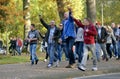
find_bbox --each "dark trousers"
[106,43,112,58]
[66,37,75,65]
[75,41,84,63]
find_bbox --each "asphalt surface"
[0,58,120,79]
[73,73,120,79]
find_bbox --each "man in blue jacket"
[62,8,76,68]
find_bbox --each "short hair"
[84,18,91,23]
[31,24,35,28]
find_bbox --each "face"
[59,24,63,30]
[111,23,115,28]
[50,21,55,27]
[64,12,69,19]
[83,19,89,26]
[30,25,34,30]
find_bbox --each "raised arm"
[68,8,74,22]
[39,15,49,29]
[73,18,84,28]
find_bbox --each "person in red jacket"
[73,18,98,71]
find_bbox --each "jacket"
[40,18,60,43]
[62,11,76,40]
[96,27,109,43]
[107,32,116,44]
[74,19,97,44]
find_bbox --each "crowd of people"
[26,8,120,71]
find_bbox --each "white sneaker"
[44,59,47,62]
[78,65,86,71]
[47,64,52,68]
[92,67,98,71]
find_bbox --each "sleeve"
[74,19,84,28]
[111,32,116,43]
[35,30,40,40]
[40,18,49,29]
[68,11,74,22]
[27,31,30,38]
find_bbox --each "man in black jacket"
[39,16,60,68]
[96,23,109,61]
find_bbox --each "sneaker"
[54,60,59,67]
[31,62,34,66]
[92,67,98,71]
[35,59,39,65]
[47,64,52,68]
[78,65,86,71]
[44,59,47,62]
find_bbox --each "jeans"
[16,46,21,55]
[99,43,108,59]
[47,43,56,65]
[112,43,118,57]
[106,43,112,58]
[66,37,75,65]
[30,44,38,64]
[57,44,62,61]
[61,42,69,60]
[75,41,84,63]
[117,41,120,58]
[95,43,102,61]
[81,44,97,67]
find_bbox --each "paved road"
[0,59,120,79]
[73,73,120,79]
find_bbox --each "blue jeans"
[66,37,75,65]
[57,44,62,61]
[75,41,84,63]
[61,42,69,60]
[117,41,120,58]
[30,44,38,64]
[16,46,21,55]
[112,43,118,57]
[47,43,56,65]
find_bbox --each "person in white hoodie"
[75,22,84,65]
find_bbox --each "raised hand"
[39,14,42,19]
[67,7,72,12]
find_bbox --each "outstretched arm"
[73,18,84,28]
[39,15,49,29]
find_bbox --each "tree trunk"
[56,0,65,22]
[86,0,96,24]
[23,0,31,39]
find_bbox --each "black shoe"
[35,60,39,65]
[30,56,32,60]
[106,58,109,61]
[31,62,34,66]
[116,57,120,60]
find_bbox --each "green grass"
[0,55,30,65]
[0,52,45,65]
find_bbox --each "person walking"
[39,16,60,68]
[105,26,116,59]
[75,22,84,64]
[62,8,76,68]
[16,37,23,55]
[96,24,109,61]
[73,17,98,71]
[27,24,40,65]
